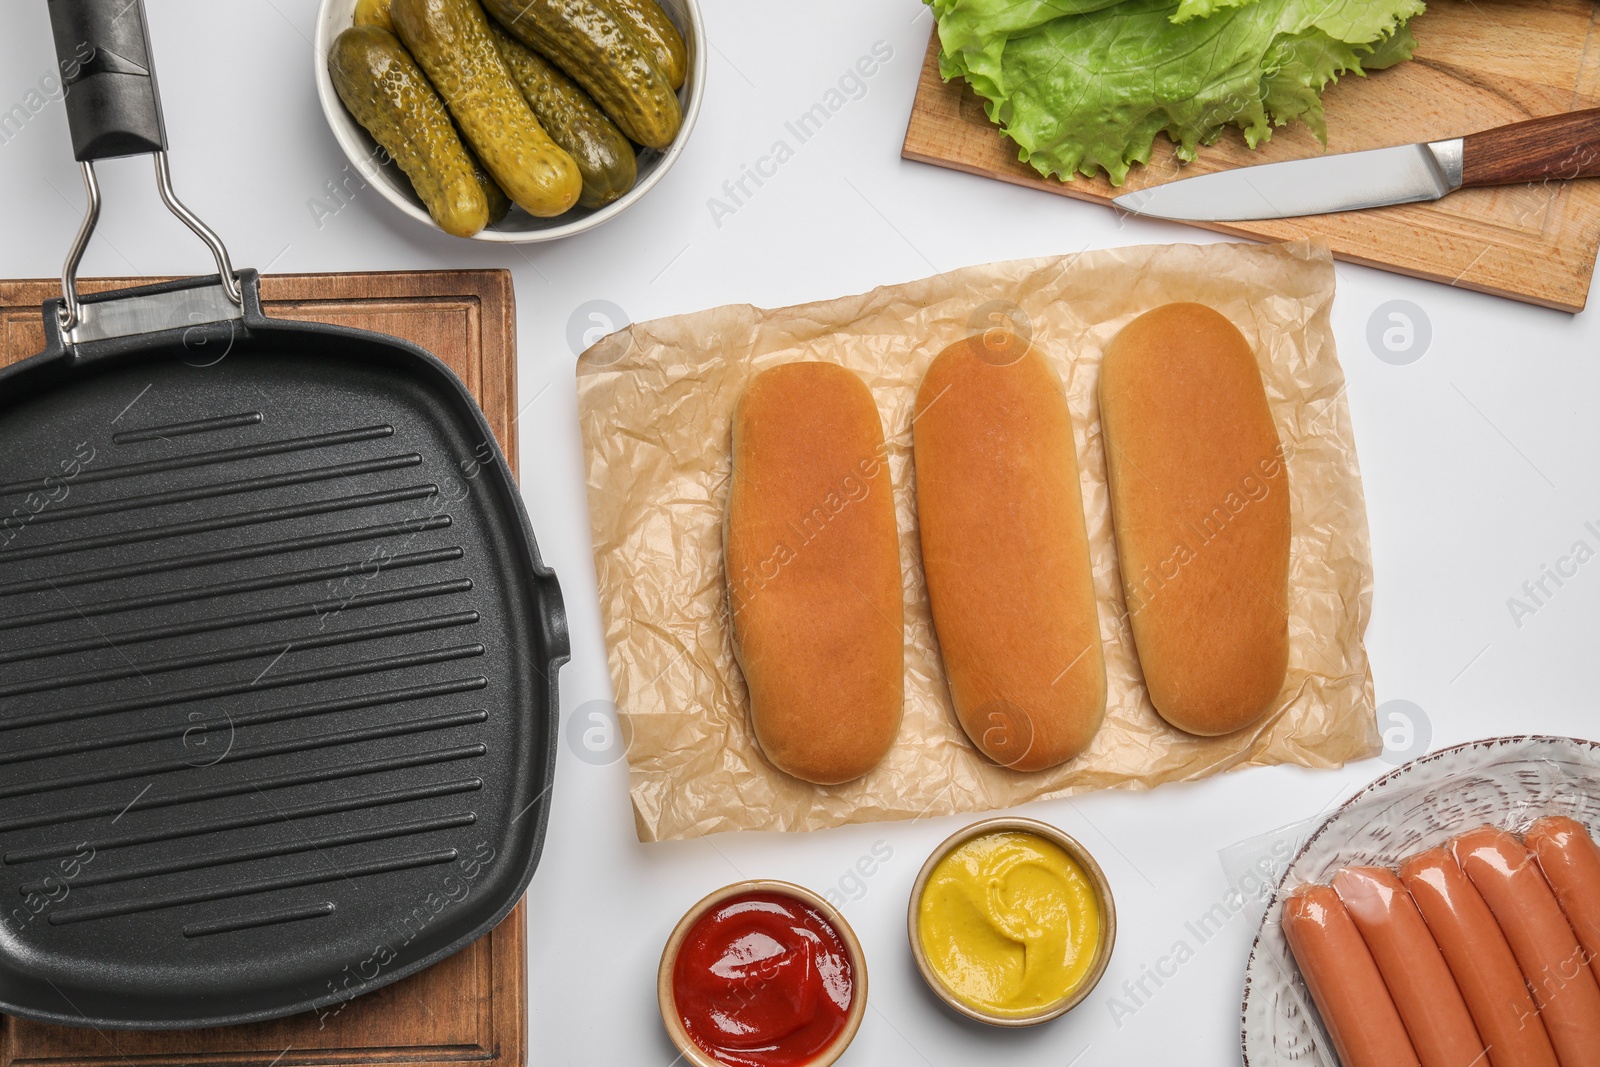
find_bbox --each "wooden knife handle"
[1460,108,1600,187]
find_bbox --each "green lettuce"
[930,0,1425,185]
[1170,0,1258,22]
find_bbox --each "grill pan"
[0,0,568,1029]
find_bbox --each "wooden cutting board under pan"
[0,269,527,1067]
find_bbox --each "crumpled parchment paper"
[576,240,1377,842]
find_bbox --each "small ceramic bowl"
[658,879,867,1067]
[312,0,705,242]
[908,816,1117,1027]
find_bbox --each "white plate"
[312,0,704,242]
[1240,735,1600,1066]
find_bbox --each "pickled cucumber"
[353,0,394,32]
[468,151,513,224]
[608,0,685,91]
[490,22,636,208]
[482,0,681,150]
[392,0,582,218]
[328,25,488,237]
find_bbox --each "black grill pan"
[0,0,568,1029]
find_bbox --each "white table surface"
[3,2,1598,1063]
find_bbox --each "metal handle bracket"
[48,0,242,337]
[58,152,243,336]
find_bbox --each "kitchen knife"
[1113,108,1600,221]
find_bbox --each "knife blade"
[1113,141,1462,221]
[1111,108,1600,222]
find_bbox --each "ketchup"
[671,892,855,1067]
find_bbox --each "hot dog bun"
[724,362,903,785]
[912,332,1106,771]
[1099,303,1289,736]
[1283,884,1421,1067]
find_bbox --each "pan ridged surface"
[0,335,558,1028]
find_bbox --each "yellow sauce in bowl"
[916,830,1101,1018]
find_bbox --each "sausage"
[1282,884,1421,1067]
[1333,866,1487,1067]
[1526,817,1600,989]
[1401,847,1560,1067]
[1454,826,1600,1067]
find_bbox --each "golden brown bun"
[725,362,903,785]
[1099,303,1289,736]
[913,333,1106,771]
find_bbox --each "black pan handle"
[47,0,166,161]
[43,0,240,336]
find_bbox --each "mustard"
[917,831,1100,1017]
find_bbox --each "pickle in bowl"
[482,0,682,150]
[327,24,490,237]
[490,21,637,209]
[392,0,583,218]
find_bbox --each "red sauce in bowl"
[671,891,855,1067]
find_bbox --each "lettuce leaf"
[1170,0,1258,23]
[928,0,1128,100]
[931,0,1425,185]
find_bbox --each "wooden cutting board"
[0,270,527,1067]
[903,1,1600,312]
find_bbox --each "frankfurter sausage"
[1454,826,1600,1067]
[1527,817,1600,990]
[1333,866,1486,1067]
[1282,884,1421,1067]
[1401,847,1559,1067]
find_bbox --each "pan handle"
[48,0,166,161]
[45,0,242,337]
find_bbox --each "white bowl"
[312,0,704,242]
